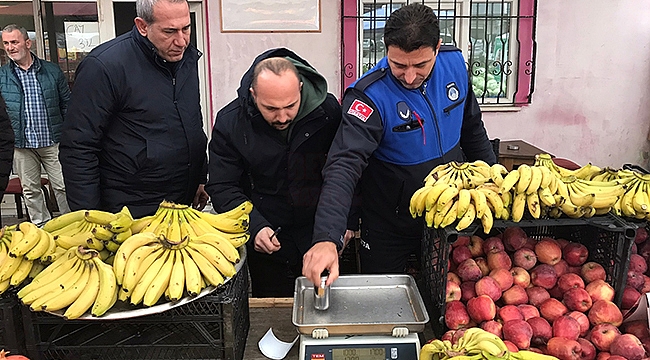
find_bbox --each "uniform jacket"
[60,26,207,218]
[313,46,496,248]
[0,54,70,148]
[0,96,14,191]
[206,48,343,256]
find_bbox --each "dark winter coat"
[0,96,14,192]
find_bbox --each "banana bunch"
[114,230,243,306]
[411,162,508,233]
[497,164,559,222]
[420,328,557,360]
[547,175,626,219]
[16,246,118,319]
[0,222,57,294]
[534,153,602,180]
[610,169,650,219]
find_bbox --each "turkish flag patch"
[347,99,373,122]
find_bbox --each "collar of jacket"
[130,25,201,71]
[10,52,41,73]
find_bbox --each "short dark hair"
[383,3,440,52]
[251,57,300,90]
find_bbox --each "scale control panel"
[300,334,420,360]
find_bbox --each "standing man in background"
[60,0,208,218]
[0,24,71,225]
[303,4,496,286]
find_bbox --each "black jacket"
[206,48,343,255]
[60,27,207,218]
[0,96,14,192]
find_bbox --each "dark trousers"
[247,248,303,297]
[358,226,421,274]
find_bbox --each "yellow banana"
[24,229,51,261]
[0,279,10,295]
[499,169,520,195]
[219,200,254,220]
[92,257,118,316]
[55,231,94,250]
[64,262,100,319]
[181,248,202,296]
[121,244,164,292]
[85,210,117,225]
[511,191,527,222]
[190,208,249,233]
[538,187,556,207]
[50,219,85,237]
[526,192,541,219]
[0,251,22,282]
[108,212,133,233]
[141,209,169,234]
[481,206,494,234]
[469,188,488,219]
[130,249,171,306]
[539,165,553,189]
[440,201,459,229]
[92,226,115,242]
[456,189,471,219]
[526,166,543,195]
[456,203,476,231]
[425,208,435,228]
[425,183,454,212]
[130,215,156,234]
[567,182,596,207]
[185,246,225,287]
[104,240,120,253]
[9,258,33,286]
[489,163,508,187]
[9,223,40,257]
[436,186,460,212]
[143,250,175,307]
[433,200,453,228]
[168,249,185,301]
[409,186,431,218]
[28,261,45,279]
[18,248,77,297]
[112,228,132,244]
[188,242,236,278]
[515,164,532,194]
[227,233,250,248]
[193,233,240,263]
[477,187,504,219]
[113,232,159,285]
[27,259,83,309]
[42,210,86,233]
[166,210,182,243]
[41,261,91,311]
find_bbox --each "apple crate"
[421,214,636,338]
[0,289,26,354]
[21,262,250,360]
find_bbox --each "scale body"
[299,333,420,360]
[293,275,429,360]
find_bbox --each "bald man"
[205,48,356,297]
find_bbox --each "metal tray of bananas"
[292,274,429,336]
[45,246,247,321]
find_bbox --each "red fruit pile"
[443,227,649,360]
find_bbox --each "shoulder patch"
[439,44,461,53]
[353,68,387,92]
[347,99,374,122]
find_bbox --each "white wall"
[482,0,650,168]
[205,1,340,125]
[205,0,650,168]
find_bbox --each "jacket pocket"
[443,96,466,114]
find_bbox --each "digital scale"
[292,275,429,360]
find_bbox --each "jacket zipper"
[420,83,444,157]
[443,96,466,114]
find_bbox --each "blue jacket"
[0,54,70,148]
[312,46,496,247]
[60,26,207,218]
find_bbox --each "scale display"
[332,347,385,360]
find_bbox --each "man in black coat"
[60,0,208,218]
[206,49,356,297]
[0,96,14,209]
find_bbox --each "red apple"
[556,238,570,249]
[590,323,622,351]
[638,241,650,259]
[487,250,512,271]
[448,272,461,285]
[527,286,551,307]
[446,280,462,302]
[631,242,637,254]
[502,285,529,305]
[621,286,642,310]
[511,267,531,288]
[536,238,563,265]
[489,268,514,291]
[629,254,647,274]
[468,235,485,257]
[452,246,473,265]
[577,338,597,360]
[452,328,466,344]
[531,264,558,289]
[588,300,623,327]
[503,319,533,349]
[553,259,569,276]
[504,340,520,353]
[553,315,581,341]
[475,257,490,276]
[503,227,528,252]
[499,305,524,323]
[642,275,650,294]
[563,242,589,266]
[475,276,502,301]
[481,320,503,337]
[621,320,650,341]
[582,262,606,283]
[540,298,568,323]
[483,237,505,254]
[457,258,483,282]
[460,281,477,302]
[585,280,615,303]
[627,271,645,292]
[518,304,540,320]
[523,237,538,251]
[558,273,586,293]
[596,352,611,360]
[563,288,593,312]
[610,334,646,360]
[452,236,470,248]
[567,266,583,276]
[567,311,590,337]
[514,248,538,270]
[441,330,456,342]
[547,337,582,360]
[634,227,648,244]
[528,316,552,346]
[467,295,497,323]
[548,285,564,300]
[445,301,470,330]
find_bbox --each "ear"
[299,81,303,91]
[25,38,32,50]
[249,87,256,99]
[134,17,149,37]
[435,38,442,53]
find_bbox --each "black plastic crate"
[22,261,250,360]
[421,214,636,338]
[0,289,26,354]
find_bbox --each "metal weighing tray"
[292,274,429,336]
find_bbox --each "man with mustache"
[0,24,71,225]
[206,49,356,297]
[60,0,208,218]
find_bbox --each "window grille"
[341,0,537,106]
